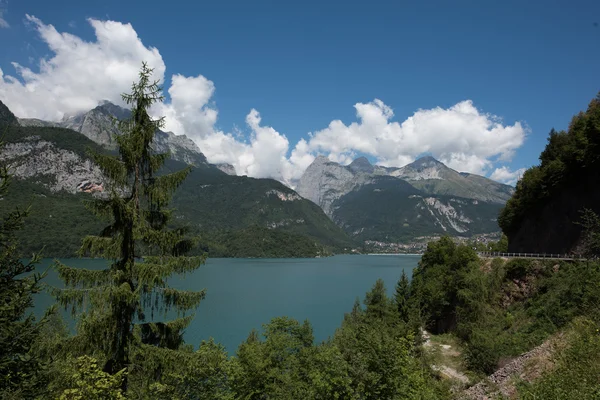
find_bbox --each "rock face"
[0,100,19,126]
[296,155,507,240]
[390,156,514,203]
[216,163,236,175]
[0,139,104,194]
[19,101,208,166]
[296,156,365,216]
[297,155,512,215]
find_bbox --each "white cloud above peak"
[304,99,526,176]
[490,166,526,186]
[0,15,528,186]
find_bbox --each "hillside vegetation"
[333,176,501,242]
[499,93,600,253]
[1,120,354,258]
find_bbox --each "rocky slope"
[297,155,509,241]
[0,139,104,194]
[332,176,501,241]
[390,156,514,204]
[19,101,208,167]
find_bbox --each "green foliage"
[52,64,205,388]
[406,236,600,375]
[395,271,410,322]
[518,318,600,399]
[129,340,233,400]
[499,94,600,237]
[231,317,317,399]
[58,356,126,400]
[3,179,104,257]
[2,140,353,258]
[230,287,446,400]
[409,237,478,333]
[332,178,502,242]
[333,280,445,400]
[197,225,331,258]
[0,139,52,398]
[576,208,600,258]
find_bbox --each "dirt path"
[421,329,471,385]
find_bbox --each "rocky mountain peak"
[0,100,18,127]
[312,155,332,165]
[348,156,374,174]
[408,155,445,171]
[94,101,131,120]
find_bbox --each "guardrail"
[477,252,580,261]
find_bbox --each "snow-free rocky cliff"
[297,155,512,239]
[0,138,104,194]
[19,101,209,167]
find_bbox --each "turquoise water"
[35,254,420,354]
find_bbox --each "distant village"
[362,232,502,254]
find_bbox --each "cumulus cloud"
[303,99,526,175]
[0,1,8,28]
[0,15,165,120]
[0,11,8,28]
[152,74,218,140]
[490,166,526,186]
[0,15,528,186]
[186,110,310,186]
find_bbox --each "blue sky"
[1,0,599,185]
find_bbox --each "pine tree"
[364,278,392,321]
[53,63,206,390]
[394,271,410,322]
[0,138,50,396]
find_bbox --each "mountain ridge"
[297,155,508,242]
[0,100,354,257]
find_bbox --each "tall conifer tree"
[394,271,410,322]
[54,63,206,388]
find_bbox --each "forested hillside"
[0,104,354,258]
[499,93,600,253]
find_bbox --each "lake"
[35,254,420,354]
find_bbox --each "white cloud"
[303,99,526,175]
[0,15,165,120]
[0,1,8,29]
[152,73,218,140]
[188,110,309,186]
[0,15,528,186]
[490,166,526,186]
[0,11,8,28]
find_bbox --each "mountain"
[0,100,18,126]
[332,177,501,242]
[1,100,354,257]
[18,101,208,166]
[297,155,507,242]
[389,156,514,204]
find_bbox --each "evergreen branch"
[133,257,204,288]
[145,166,192,207]
[55,261,112,288]
[153,287,206,314]
[79,235,123,259]
[88,151,127,186]
[149,153,169,174]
